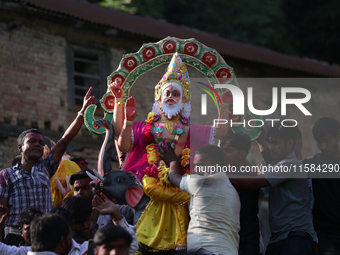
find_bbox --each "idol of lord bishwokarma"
[109,52,231,253]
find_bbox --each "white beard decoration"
[161,96,183,119]
[181,101,191,119]
[152,101,162,116]
[152,82,191,119]
[152,99,191,119]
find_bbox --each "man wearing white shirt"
[160,144,241,255]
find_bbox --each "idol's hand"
[109,82,123,99]
[222,89,233,104]
[125,97,137,121]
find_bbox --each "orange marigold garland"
[143,112,190,178]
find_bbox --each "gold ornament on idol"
[154,52,191,101]
[161,115,180,134]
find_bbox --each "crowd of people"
[0,52,339,255]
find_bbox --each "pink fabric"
[122,121,212,180]
[122,121,148,180]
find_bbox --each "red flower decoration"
[144,165,159,178]
[179,164,190,176]
[144,123,154,143]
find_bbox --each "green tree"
[284,0,340,64]
[99,0,339,64]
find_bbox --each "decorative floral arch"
[84,37,261,140]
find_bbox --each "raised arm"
[52,87,95,164]
[110,82,125,137]
[92,193,123,221]
[92,193,138,255]
[118,97,137,153]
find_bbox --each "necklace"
[143,112,190,177]
[160,115,181,134]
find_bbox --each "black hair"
[17,129,42,146]
[94,224,132,248]
[30,213,69,252]
[61,195,92,224]
[221,133,251,154]
[70,170,94,186]
[12,155,22,167]
[49,207,74,229]
[195,145,225,165]
[71,157,89,165]
[265,121,300,146]
[312,117,340,142]
[17,207,43,230]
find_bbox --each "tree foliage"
[98,0,340,64]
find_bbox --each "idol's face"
[162,85,181,106]
[159,84,185,119]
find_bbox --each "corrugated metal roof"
[19,0,340,77]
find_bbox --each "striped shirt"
[0,152,57,227]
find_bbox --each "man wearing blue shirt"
[0,87,95,246]
[229,122,317,255]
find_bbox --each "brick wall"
[0,9,138,169]
[0,22,68,131]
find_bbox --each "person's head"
[17,207,43,245]
[94,224,132,255]
[70,170,95,200]
[17,129,44,162]
[220,133,251,167]
[50,207,74,238]
[265,122,301,161]
[12,155,22,166]
[312,117,340,159]
[71,157,92,172]
[193,145,225,174]
[30,213,71,255]
[62,195,92,239]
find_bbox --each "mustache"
[164,98,178,103]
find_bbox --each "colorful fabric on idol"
[133,112,191,251]
[119,53,215,251]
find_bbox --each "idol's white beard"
[152,99,191,119]
[161,97,183,119]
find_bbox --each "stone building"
[1,0,340,171]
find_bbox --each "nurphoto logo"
[200,84,312,128]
